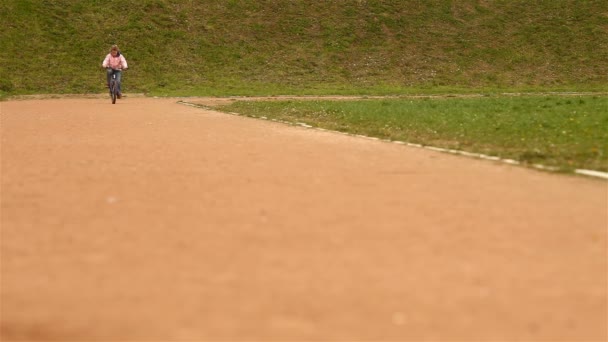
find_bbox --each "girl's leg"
[106,69,113,87]
[115,71,123,94]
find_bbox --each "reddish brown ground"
[1,97,606,341]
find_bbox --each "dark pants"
[106,69,123,94]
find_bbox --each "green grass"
[1,0,607,96]
[217,95,608,172]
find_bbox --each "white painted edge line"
[458,151,482,158]
[481,156,502,161]
[575,169,608,179]
[177,101,608,180]
[533,164,559,172]
[425,146,447,153]
[177,101,200,108]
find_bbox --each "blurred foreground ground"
[1,98,606,341]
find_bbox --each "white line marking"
[426,146,448,153]
[575,169,608,179]
[458,151,482,158]
[533,164,559,171]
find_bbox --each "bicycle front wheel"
[110,81,117,104]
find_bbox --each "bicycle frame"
[107,69,121,104]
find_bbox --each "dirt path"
[1,98,606,341]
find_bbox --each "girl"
[102,45,128,98]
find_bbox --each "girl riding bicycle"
[102,45,128,98]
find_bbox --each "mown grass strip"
[217,95,608,172]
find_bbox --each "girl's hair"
[110,45,119,52]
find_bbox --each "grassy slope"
[1,0,607,96]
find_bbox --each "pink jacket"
[102,53,128,70]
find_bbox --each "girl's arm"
[102,54,110,68]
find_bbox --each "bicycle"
[107,68,123,104]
